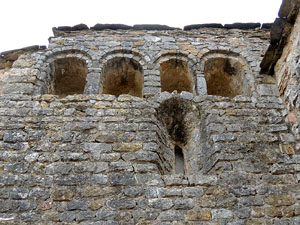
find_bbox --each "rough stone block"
[54,175,86,186]
[188,175,218,185]
[88,199,104,211]
[91,174,108,185]
[257,84,279,96]
[3,131,27,143]
[113,143,142,152]
[212,209,233,219]
[110,173,136,186]
[174,198,194,210]
[240,196,264,206]
[51,190,74,201]
[107,199,136,209]
[264,194,296,207]
[158,188,182,197]
[186,209,211,221]
[95,211,116,220]
[2,83,34,95]
[183,187,204,197]
[67,200,88,211]
[157,211,184,221]
[82,186,117,197]
[148,198,174,210]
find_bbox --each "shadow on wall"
[156,97,199,175]
[50,57,88,97]
[204,57,245,98]
[160,59,194,94]
[100,57,144,97]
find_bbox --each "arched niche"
[160,59,194,93]
[50,57,88,96]
[101,57,144,97]
[204,56,247,98]
[157,97,199,175]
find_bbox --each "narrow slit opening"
[175,145,185,174]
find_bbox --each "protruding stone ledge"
[224,23,261,30]
[184,24,223,30]
[261,23,273,29]
[133,24,180,30]
[260,0,300,75]
[52,22,273,38]
[91,24,133,31]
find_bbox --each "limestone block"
[257,84,279,96]
[264,194,296,207]
[51,190,74,201]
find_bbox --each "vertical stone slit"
[175,145,185,174]
[157,98,192,174]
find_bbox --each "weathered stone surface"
[91,174,108,185]
[107,199,136,209]
[224,23,261,30]
[184,24,223,30]
[174,198,194,210]
[113,143,143,152]
[91,24,132,31]
[88,199,104,210]
[133,24,179,30]
[51,190,74,201]
[212,209,233,219]
[67,200,88,210]
[186,210,211,221]
[82,186,117,197]
[110,173,136,186]
[0,2,300,224]
[148,198,174,210]
[264,194,296,207]
[271,18,287,45]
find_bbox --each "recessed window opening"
[175,145,185,174]
[157,98,190,175]
[50,57,88,96]
[204,57,244,98]
[101,57,143,97]
[160,59,193,93]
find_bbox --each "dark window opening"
[157,98,190,175]
[175,145,185,174]
[50,57,88,96]
[160,59,193,93]
[204,57,244,98]
[101,57,143,97]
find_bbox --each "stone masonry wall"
[0,91,299,224]
[274,12,300,144]
[0,28,276,98]
[0,19,300,224]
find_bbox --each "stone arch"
[156,96,199,175]
[35,49,93,95]
[200,50,252,98]
[100,48,148,69]
[153,52,198,94]
[99,49,146,97]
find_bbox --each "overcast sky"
[1,0,282,52]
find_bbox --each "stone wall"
[1,28,276,99]
[274,12,300,130]
[1,5,300,223]
[0,91,299,224]
[259,0,300,147]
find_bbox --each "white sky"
[0,0,282,52]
